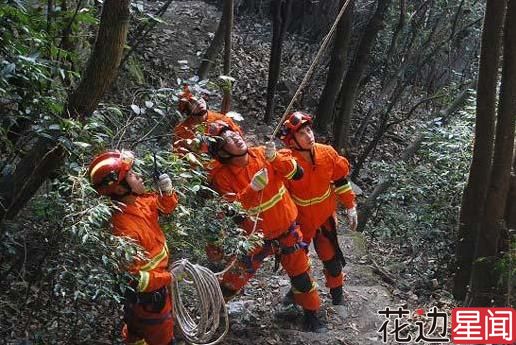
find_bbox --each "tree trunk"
[264,0,292,124]
[453,0,506,301]
[314,0,354,134]
[221,0,234,114]
[385,0,405,60]
[198,13,226,80]
[333,0,392,152]
[0,0,131,225]
[506,155,516,230]
[223,0,234,76]
[47,0,54,33]
[469,0,515,306]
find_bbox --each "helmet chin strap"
[192,109,208,117]
[220,148,248,160]
[117,180,134,198]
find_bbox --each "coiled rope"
[170,190,264,345]
[170,259,229,345]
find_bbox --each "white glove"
[265,141,277,161]
[158,173,174,194]
[250,168,268,191]
[346,207,358,231]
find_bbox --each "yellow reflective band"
[128,339,148,345]
[138,271,150,292]
[292,281,318,294]
[248,185,287,215]
[335,183,352,194]
[285,159,298,180]
[140,245,168,272]
[291,187,332,207]
[89,157,118,179]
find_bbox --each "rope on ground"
[271,0,353,138]
[170,259,229,345]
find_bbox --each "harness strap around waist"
[133,286,168,305]
[243,222,305,272]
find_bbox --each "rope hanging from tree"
[271,0,353,138]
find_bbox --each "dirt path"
[122,2,401,344]
[222,231,394,345]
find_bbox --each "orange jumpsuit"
[173,110,242,152]
[209,147,320,311]
[286,143,356,290]
[112,193,178,345]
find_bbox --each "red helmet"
[206,120,232,159]
[278,111,313,145]
[177,84,207,116]
[88,150,134,195]
[207,120,232,137]
[177,84,194,113]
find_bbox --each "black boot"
[282,289,294,306]
[220,285,238,302]
[330,286,345,305]
[275,289,300,319]
[303,310,327,333]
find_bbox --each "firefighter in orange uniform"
[173,84,242,153]
[88,150,178,345]
[206,120,326,333]
[278,112,357,306]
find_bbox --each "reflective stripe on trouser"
[313,216,344,289]
[127,339,148,345]
[220,224,321,311]
[123,288,174,345]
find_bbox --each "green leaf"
[73,141,91,149]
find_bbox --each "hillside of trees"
[0,0,514,344]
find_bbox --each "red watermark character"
[452,308,515,344]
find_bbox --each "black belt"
[126,286,168,305]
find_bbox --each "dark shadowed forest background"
[0,0,514,344]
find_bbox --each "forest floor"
[111,1,457,344]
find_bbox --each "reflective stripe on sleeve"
[285,159,298,180]
[137,271,150,292]
[291,187,332,207]
[335,183,352,194]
